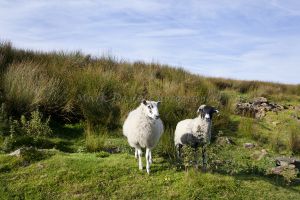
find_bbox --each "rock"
[272,121,280,126]
[278,161,289,167]
[37,163,45,169]
[270,165,298,176]
[270,157,300,182]
[253,97,268,105]
[275,157,300,170]
[8,147,46,161]
[235,97,285,119]
[289,164,296,170]
[9,149,21,157]
[252,149,268,160]
[271,165,285,175]
[255,109,266,119]
[216,136,234,146]
[244,143,255,149]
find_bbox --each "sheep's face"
[142,100,161,120]
[197,105,219,121]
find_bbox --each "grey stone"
[235,97,285,119]
[244,143,255,149]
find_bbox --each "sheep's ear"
[197,107,203,114]
[142,99,147,105]
[157,101,161,107]
[214,109,219,113]
[197,104,206,114]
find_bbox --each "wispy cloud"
[0,0,300,84]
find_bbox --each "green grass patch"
[0,150,299,199]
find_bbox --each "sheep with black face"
[123,99,164,174]
[174,105,219,171]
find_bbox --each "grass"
[0,147,299,200]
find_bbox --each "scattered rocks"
[270,157,300,178]
[8,147,49,163]
[276,157,300,169]
[244,143,255,149]
[235,97,285,119]
[8,147,42,157]
[215,136,235,146]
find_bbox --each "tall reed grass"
[1,41,300,154]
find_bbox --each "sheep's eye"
[148,105,151,109]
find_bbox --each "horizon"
[1,0,300,84]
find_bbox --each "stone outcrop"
[270,157,300,177]
[235,97,285,119]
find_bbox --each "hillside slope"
[0,42,300,199]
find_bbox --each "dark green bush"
[20,110,52,138]
[0,109,53,152]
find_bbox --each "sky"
[0,0,300,84]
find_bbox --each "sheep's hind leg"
[194,147,199,170]
[175,144,183,170]
[146,148,151,174]
[137,148,143,170]
[202,145,207,172]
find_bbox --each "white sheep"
[174,105,219,171]
[123,99,164,174]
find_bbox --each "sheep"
[123,99,164,174]
[174,105,219,171]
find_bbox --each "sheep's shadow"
[174,163,300,190]
[229,173,300,190]
[155,153,300,190]
[134,151,300,191]
[180,133,205,148]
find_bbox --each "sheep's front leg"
[137,148,143,170]
[176,144,183,159]
[202,145,207,172]
[149,149,152,164]
[135,148,138,159]
[146,148,151,174]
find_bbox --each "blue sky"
[1,0,300,84]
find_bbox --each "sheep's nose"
[204,114,210,119]
[155,115,160,119]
